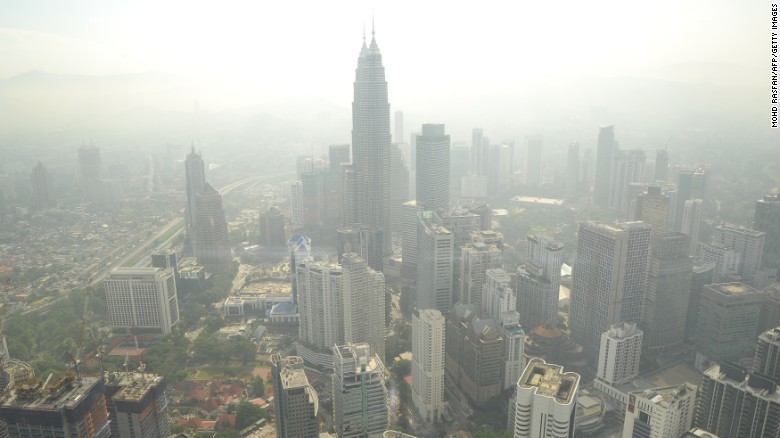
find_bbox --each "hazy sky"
[0,0,767,106]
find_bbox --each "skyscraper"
[332,343,388,437]
[608,149,646,215]
[390,143,410,234]
[565,142,580,201]
[596,322,643,386]
[672,167,708,232]
[640,232,692,350]
[400,200,421,283]
[695,283,763,363]
[706,224,766,285]
[654,149,669,182]
[594,125,617,208]
[290,181,304,226]
[104,372,171,438]
[337,223,384,272]
[193,183,233,274]
[259,206,287,247]
[104,267,180,336]
[694,362,780,438]
[681,199,704,255]
[341,252,386,360]
[411,308,445,424]
[30,161,52,209]
[471,128,486,174]
[517,234,563,330]
[271,354,320,438]
[417,211,454,314]
[753,326,780,380]
[635,185,670,232]
[184,146,206,244]
[416,124,450,212]
[482,268,516,322]
[458,239,502,308]
[347,29,392,254]
[623,384,697,438]
[685,260,715,340]
[570,221,652,359]
[512,358,580,438]
[754,193,780,269]
[525,135,543,187]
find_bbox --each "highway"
[22,171,293,316]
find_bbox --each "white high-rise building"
[622,384,697,438]
[513,358,580,438]
[459,240,502,309]
[597,322,643,386]
[483,269,516,322]
[525,135,543,187]
[333,343,388,438]
[500,310,525,390]
[104,267,180,335]
[411,309,445,424]
[608,149,646,214]
[342,252,386,360]
[417,211,454,314]
[517,235,563,330]
[709,224,766,286]
[290,181,304,226]
[400,200,422,283]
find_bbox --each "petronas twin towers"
[346,29,393,254]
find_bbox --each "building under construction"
[104,371,170,438]
[0,373,110,437]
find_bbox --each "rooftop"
[630,383,697,409]
[105,371,165,402]
[1,374,102,412]
[519,358,580,405]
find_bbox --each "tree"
[250,375,266,397]
[235,401,265,430]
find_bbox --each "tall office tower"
[444,203,491,246]
[184,146,206,242]
[641,232,693,350]
[104,372,170,438]
[497,143,514,192]
[394,111,404,143]
[753,326,780,379]
[332,343,388,438]
[709,224,766,285]
[296,259,345,363]
[415,124,450,212]
[460,172,488,198]
[301,171,324,228]
[450,144,471,195]
[330,144,351,168]
[700,244,741,283]
[760,283,780,334]
[672,167,709,232]
[487,144,502,194]
[596,322,643,385]
[30,161,52,209]
[694,362,780,438]
[409,131,419,196]
[259,206,287,247]
[104,267,180,335]
[525,135,543,187]
[417,211,454,314]
[570,221,652,359]
[471,128,485,174]
[594,125,617,207]
[622,384,697,438]
[565,142,580,201]
[271,355,320,438]
[517,234,563,330]
[654,149,669,182]
[482,269,516,321]
[513,358,580,438]
[337,223,384,272]
[754,194,780,269]
[348,30,392,255]
[78,143,103,201]
[340,164,358,225]
[608,149,646,214]
[411,308,445,424]
[288,234,311,305]
[400,200,421,283]
[341,252,386,359]
[685,260,715,340]
[681,199,704,255]
[290,181,304,226]
[390,143,410,234]
[151,249,178,278]
[445,303,504,407]
[458,239,502,308]
[500,310,526,390]
[193,183,232,274]
[0,375,110,437]
[635,186,670,232]
[695,283,763,363]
